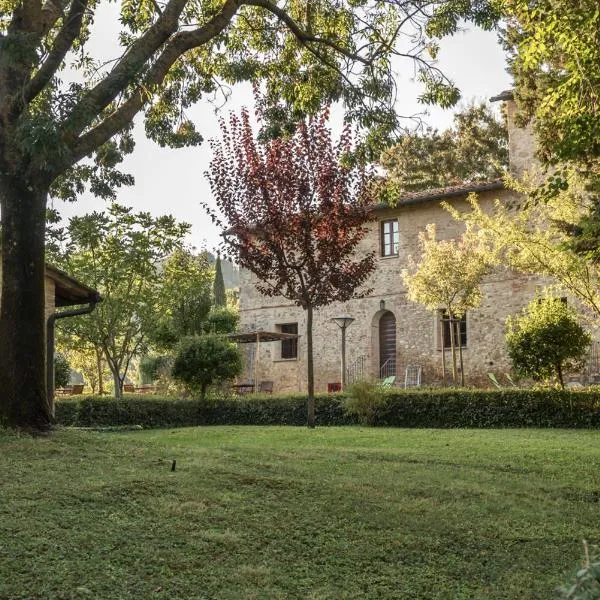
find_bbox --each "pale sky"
[52,22,512,252]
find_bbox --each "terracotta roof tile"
[373,179,505,211]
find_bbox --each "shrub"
[558,543,600,599]
[204,306,239,334]
[506,297,591,388]
[54,388,600,430]
[171,334,242,399]
[344,380,387,425]
[54,353,71,388]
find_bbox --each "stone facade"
[237,98,567,392]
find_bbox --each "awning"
[227,330,298,343]
[227,330,299,392]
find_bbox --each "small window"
[381,219,399,257]
[278,323,298,359]
[439,310,467,349]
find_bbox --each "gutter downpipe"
[46,294,102,416]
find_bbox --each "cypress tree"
[213,256,227,307]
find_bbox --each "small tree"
[56,204,189,398]
[208,106,377,427]
[402,223,492,385]
[53,354,71,389]
[506,296,591,388]
[171,335,242,400]
[213,256,227,307]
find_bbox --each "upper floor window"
[278,323,298,359]
[381,219,399,257]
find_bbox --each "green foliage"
[54,353,71,389]
[139,355,172,383]
[204,306,239,334]
[506,297,592,388]
[213,255,227,307]
[558,544,600,599]
[171,335,242,399]
[55,204,189,397]
[380,102,508,195]
[502,0,600,168]
[149,248,214,350]
[54,389,600,430]
[344,380,386,425]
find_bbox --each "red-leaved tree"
[207,106,376,427]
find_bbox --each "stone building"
[236,92,573,392]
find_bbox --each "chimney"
[491,90,538,178]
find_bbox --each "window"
[381,219,399,257]
[439,310,467,349]
[278,323,298,359]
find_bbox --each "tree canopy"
[402,222,493,384]
[380,102,508,195]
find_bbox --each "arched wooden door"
[379,311,396,377]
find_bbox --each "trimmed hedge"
[54,389,600,429]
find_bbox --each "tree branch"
[22,0,89,105]
[69,0,243,164]
[63,0,194,139]
[244,0,369,65]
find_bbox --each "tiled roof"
[373,179,505,211]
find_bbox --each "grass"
[1,427,599,599]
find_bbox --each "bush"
[54,388,600,430]
[204,306,239,334]
[558,543,600,599]
[172,334,243,399]
[344,380,387,425]
[506,297,592,388]
[54,353,71,388]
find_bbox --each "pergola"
[227,330,299,392]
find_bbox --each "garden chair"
[404,365,422,389]
[380,376,396,388]
[70,384,84,395]
[327,382,342,393]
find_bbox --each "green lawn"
[1,427,599,599]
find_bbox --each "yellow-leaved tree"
[444,176,600,322]
[402,223,493,385]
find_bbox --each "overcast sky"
[52,23,512,252]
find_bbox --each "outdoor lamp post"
[331,315,355,390]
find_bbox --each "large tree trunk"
[0,177,52,430]
[306,304,315,428]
